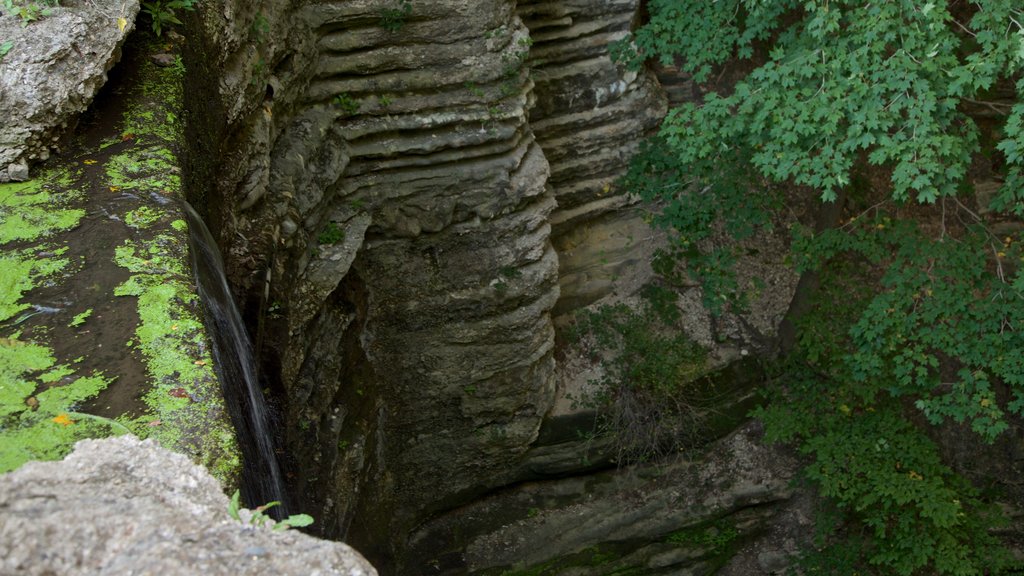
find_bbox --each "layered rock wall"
[519,0,666,315]
[185,0,560,567]
[182,0,710,571]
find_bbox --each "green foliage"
[617,1,1024,206]
[2,0,57,26]
[140,0,196,37]
[750,214,1023,574]
[228,490,314,531]
[379,0,411,32]
[332,93,361,116]
[317,221,344,245]
[620,2,1024,573]
[623,135,779,313]
[571,289,708,463]
[756,363,1012,575]
[0,41,13,61]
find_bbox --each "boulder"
[0,0,140,180]
[0,436,377,576]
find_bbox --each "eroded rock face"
[519,0,667,316]
[0,436,376,576]
[184,0,558,566]
[405,422,801,575]
[183,0,796,571]
[0,0,140,181]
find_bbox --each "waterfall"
[183,202,288,515]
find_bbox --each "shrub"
[571,288,708,463]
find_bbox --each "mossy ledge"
[0,32,241,486]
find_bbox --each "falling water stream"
[183,202,288,515]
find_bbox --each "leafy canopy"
[615,1,1024,574]
[616,0,1024,207]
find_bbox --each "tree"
[615,2,1024,573]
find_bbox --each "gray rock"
[519,0,668,313]
[405,422,798,574]
[151,52,177,67]
[0,0,140,174]
[0,435,377,576]
[7,159,28,181]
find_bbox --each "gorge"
[4,1,1024,575]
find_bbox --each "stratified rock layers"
[185,0,671,570]
[519,0,666,315]
[186,0,559,566]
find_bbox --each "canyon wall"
[182,0,797,572]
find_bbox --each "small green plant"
[227,490,314,531]
[379,0,411,32]
[250,57,266,86]
[332,93,360,116]
[666,522,738,557]
[377,94,392,108]
[0,41,13,61]
[317,221,344,245]
[250,11,270,42]
[2,0,56,25]
[140,0,196,37]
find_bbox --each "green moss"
[124,206,163,229]
[68,308,92,328]
[112,234,241,486]
[0,165,120,473]
[106,146,179,193]
[0,177,84,243]
[122,45,184,144]
[0,33,241,485]
[0,255,67,322]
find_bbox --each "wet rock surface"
[0,0,141,180]
[0,435,377,576]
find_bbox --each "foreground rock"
[0,0,140,181]
[0,436,376,576]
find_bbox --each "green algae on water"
[0,177,85,243]
[0,169,119,474]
